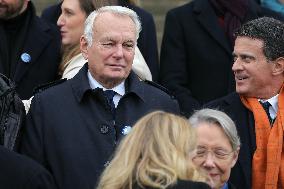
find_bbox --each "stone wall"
[33,0,189,52]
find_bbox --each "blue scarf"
[222,182,229,189]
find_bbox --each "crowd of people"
[0,0,284,188]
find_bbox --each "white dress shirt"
[259,94,278,120]
[87,70,125,108]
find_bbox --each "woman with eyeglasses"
[189,109,240,189]
[97,111,211,189]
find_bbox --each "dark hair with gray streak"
[235,17,284,61]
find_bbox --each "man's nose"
[232,58,242,72]
[113,45,123,58]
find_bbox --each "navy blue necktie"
[104,90,116,118]
[260,101,273,125]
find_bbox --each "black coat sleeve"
[0,145,57,189]
[23,166,58,189]
[20,94,46,166]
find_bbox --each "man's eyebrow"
[124,39,135,43]
[101,37,113,41]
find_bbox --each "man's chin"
[236,87,248,96]
[102,73,126,82]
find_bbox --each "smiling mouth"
[235,76,248,81]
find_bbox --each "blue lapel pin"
[121,126,132,135]
[21,53,31,63]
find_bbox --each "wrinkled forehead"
[93,12,136,34]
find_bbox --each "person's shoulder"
[171,180,211,189]
[34,16,59,32]
[0,146,57,189]
[142,80,176,99]
[205,92,241,111]
[29,3,57,31]
[41,2,62,23]
[0,146,52,180]
[167,1,194,15]
[33,79,68,97]
[164,1,196,23]
[42,3,61,14]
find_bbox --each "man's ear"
[272,57,284,75]
[80,36,89,60]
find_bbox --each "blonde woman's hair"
[58,44,81,76]
[97,111,206,189]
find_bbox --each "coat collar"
[70,64,146,103]
[193,0,232,55]
[13,1,56,83]
[221,92,255,189]
[192,0,262,56]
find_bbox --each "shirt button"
[100,125,109,134]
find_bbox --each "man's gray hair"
[189,108,241,151]
[83,6,141,47]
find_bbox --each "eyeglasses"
[193,148,235,163]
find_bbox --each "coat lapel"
[193,0,232,55]
[224,93,255,188]
[13,17,53,83]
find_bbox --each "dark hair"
[235,17,284,61]
[78,0,95,16]
[78,0,120,16]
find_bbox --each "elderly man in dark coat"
[20,6,179,189]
